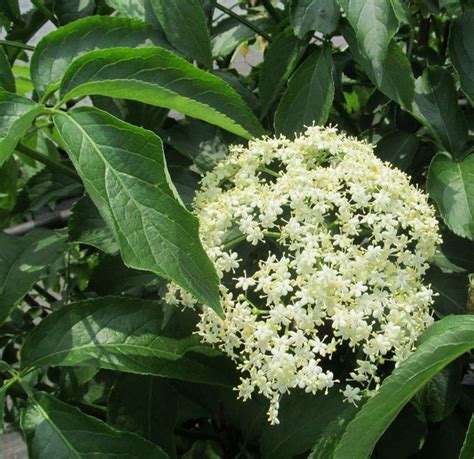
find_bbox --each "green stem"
[16,143,81,182]
[222,230,281,250]
[261,0,281,22]
[213,2,272,42]
[257,166,280,178]
[33,284,60,304]
[0,39,35,52]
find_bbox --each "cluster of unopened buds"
[166,125,441,424]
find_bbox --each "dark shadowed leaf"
[449,10,474,105]
[0,47,15,92]
[0,157,17,211]
[0,229,66,324]
[31,15,170,98]
[427,153,474,240]
[149,0,212,68]
[54,107,222,315]
[21,297,237,386]
[53,0,96,25]
[68,196,118,254]
[59,47,264,139]
[335,315,474,459]
[413,67,468,156]
[21,392,168,458]
[274,45,334,136]
[376,131,418,170]
[259,28,308,116]
[290,0,340,37]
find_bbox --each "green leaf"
[108,374,178,456]
[426,267,468,317]
[274,45,334,137]
[259,28,308,116]
[290,0,340,37]
[0,157,17,211]
[259,390,347,459]
[68,196,118,254]
[0,229,66,324]
[21,392,168,458]
[0,47,15,92]
[54,106,222,315]
[31,16,170,98]
[21,297,237,387]
[149,0,212,68]
[449,10,474,105]
[59,47,264,139]
[341,23,414,109]
[427,153,474,240]
[460,415,474,459]
[0,91,44,167]
[337,0,399,84]
[413,67,468,156]
[334,315,474,459]
[375,131,418,171]
[438,228,474,272]
[53,0,95,25]
[389,0,411,24]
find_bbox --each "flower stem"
[261,0,281,23]
[0,39,35,52]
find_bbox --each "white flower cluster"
[166,126,441,424]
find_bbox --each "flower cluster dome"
[166,125,441,424]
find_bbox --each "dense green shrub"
[0,1,473,457]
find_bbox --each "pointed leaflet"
[149,0,212,68]
[259,28,308,116]
[274,45,334,137]
[21,392,168,458]
[54,107,222,315]
[449,10,474,105]
[0,47,15,92]
[0,91,44,167]
[58,47,264,139]
[0,229,66,324]
[31,15,170,98]
[290,0,340,37]
[427,153,474,240]
[337,0,399,84]
[334,315,474,459]
[341,22,414,110]
[413,67,468,156]
[21,297,236,387]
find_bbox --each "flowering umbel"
[166,126,441,424]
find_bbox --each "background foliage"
[0,0,473,457]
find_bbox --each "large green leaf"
[149,0,212,68]
[290,0,340,37]
[334,315,474,459]
[427,153,474,240]
[52,0,95,25]
[0,91,44,167]
[54,107,221,315]
[21,297,236,387]
[259,28,308,116]
[274,45,334,136]
[59,47,264,139]
[0,47,15,92]
[449,10,474,105]
[413,67,468,156]
[108,374,178,457]
[460,415,474,459]
[21,392,168,458]
[31,15,169,98]
[68,196,118,254]
[0,229,66,324]
[337,0,399,84]
[341,23,414,109]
